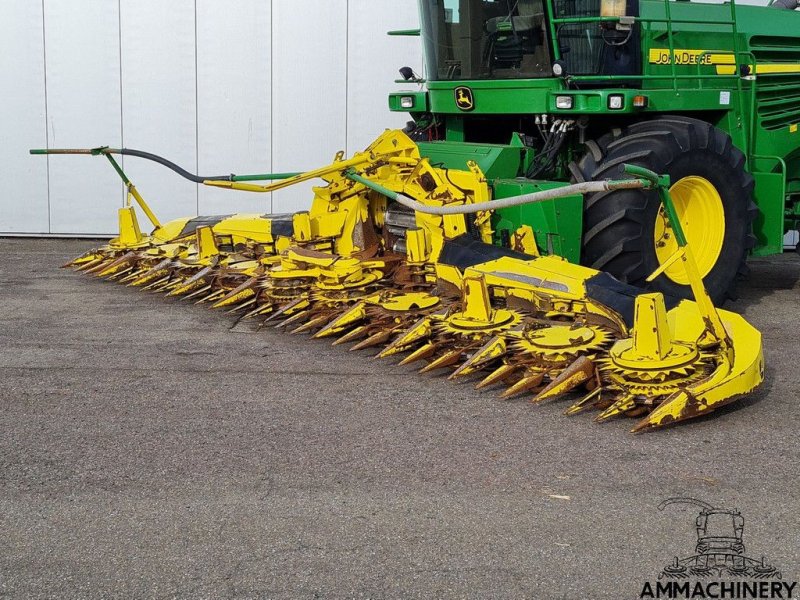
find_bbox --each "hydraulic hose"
[111,148,231,183]
[32,148,653,215]
[345,170,651,216]
[29,147,301,184]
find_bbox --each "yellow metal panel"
[117,207,143,247]
[630,293,672,361]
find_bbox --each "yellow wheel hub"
[654,176,725,285]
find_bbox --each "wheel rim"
[654,176,726,286]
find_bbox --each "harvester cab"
[416,0,637,82]
[33,0,775,431]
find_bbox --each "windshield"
[553,0,604,75]
[420,0,553,80]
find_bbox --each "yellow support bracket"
[645,247,684,283]
[126,184,162,230]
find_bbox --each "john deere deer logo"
[455,86,475,111]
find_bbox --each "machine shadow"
[729,252,800,313]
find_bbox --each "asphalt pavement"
[1,238,798,599]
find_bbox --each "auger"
[32,129,763,431]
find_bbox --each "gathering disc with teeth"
[597,349,715,399]
[510,323,615,363]
[313,292,444,347]
[435,307,523,337]
[380,298,526,372]
[261,276,315,303]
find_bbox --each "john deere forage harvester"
[35,0,788,430]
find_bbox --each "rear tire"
[574,116,757,304]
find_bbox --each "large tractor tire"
[573,116,757,304]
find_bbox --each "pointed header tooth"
[243,303,273,320]
[313,325,340,339]
[183,284,212,301]
[226,297,257,314]
[263,297,308,324]
[450,336,507,381]
[500,372,544,399]
[333,325,369,346]
[595,394,637,422]
[211,277,258,309]
[86,253,131,274]
[106,267,134,281]
[143,276,171,291]
[118,269,143,284]
[399,342,439,366]
[76,257,104,269]
[631,390,692,432]
[167,280,196,297]
[63,252,99,269]
[533,356,595,403]
[173,266,213,292]
[129,267,170,287]
[350,330,391,352]
[85,261,115,275]
[212,288,256,309]
[378,317,431,357]
[73,258,103,271]
[278,309,311,329]
[378,342,410,358]
[447,368,471,382]
[315,302,367,339]
[377,342,406,359]
[565,387,602,416]
[292,314,330,334]
[195,289,225,304]
[476,363,517,390]
[419,349,461,374]
[97,264,125,278]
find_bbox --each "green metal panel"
[751,171,786,256]
[425,79,559,115]
[491,180,583,263]
[388,91,429,113]
[417,140,528,179]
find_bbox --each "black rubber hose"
[115,148,233,183]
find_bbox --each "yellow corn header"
[34,129,763,431]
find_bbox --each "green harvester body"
[389,0,800,262]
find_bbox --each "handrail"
[550,17,739,33]
[567,73,739,81]
[551,0,743,89]
[551,16,737,25]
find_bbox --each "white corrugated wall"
[0,0,422,236]
[4,0,792,247]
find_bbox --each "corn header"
[33,129,763,431]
